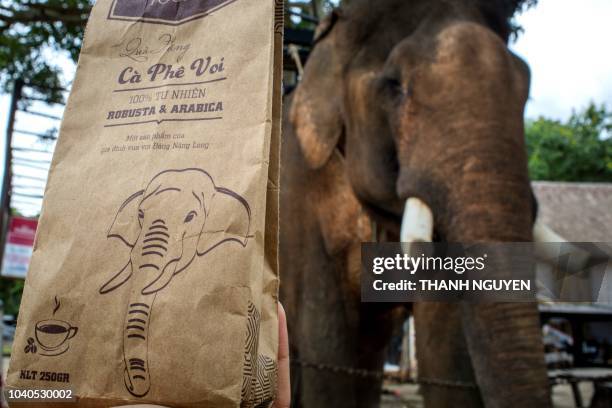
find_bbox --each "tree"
[295,0,337,19]
[525,103,612,182]
[0,0,569,320]
[0,1,329,100]
[0,278,24,316]
[0,0,537,102]
[0,0,91,102]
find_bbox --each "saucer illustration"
[25,297,78,358]
[34,319,78,357]
[39,342,70,356]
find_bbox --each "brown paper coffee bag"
[7,0,283,406]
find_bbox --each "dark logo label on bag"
[108,0,237,26]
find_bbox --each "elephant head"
[291,1,549,407]
[99,168,251,397]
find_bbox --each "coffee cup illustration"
[34,319,78,356]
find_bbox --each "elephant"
[280,93,406,407]
[99,168,251,397]
[285,0,551,407]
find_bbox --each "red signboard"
[7,217,37,246]
[1,216,38,278]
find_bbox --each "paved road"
[0,357,597,407]
[381,382,595,408]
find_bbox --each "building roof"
[532,181,612,242]
[539,303,612,315]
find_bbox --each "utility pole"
[310,0,319,19]
[0,79,24,268]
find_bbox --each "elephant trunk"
[460,301,548,407]
[445,173,550,408]
[122,221,176,398]
[417,141,550,406]
[123,292,156,397]
[397,122,550,406]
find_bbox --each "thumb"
[272,302,290,408]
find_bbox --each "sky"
[510,0,612,119]
[0,0,611,216]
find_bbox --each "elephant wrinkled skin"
[283,1,550,407]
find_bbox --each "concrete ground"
[381,382,595,408]
[1,356,596,407]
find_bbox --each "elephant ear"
[315,151,372,255]
[313,7,341,44]
[290,9,344,169]
[107,189,144,248]
[196,187,251,256]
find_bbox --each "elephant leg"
[461,302,551,407]
[295,262,392,408]
[123,292,156,397]
[297,302,388,408]
[414,303,483,407]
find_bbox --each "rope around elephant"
[291,359,478,388]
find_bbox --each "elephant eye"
[184,210,197,223]
[383,76,402,96]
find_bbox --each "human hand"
[272,302,290,408]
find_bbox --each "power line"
[10,202,42,211]
[11,191,43,200]
[10,200,43,210]
[12,160,50,172]
[13,185,45,191]
[11,195,42,203]
[13,174,47,183]
[288,9,319,24]
[23,82,68,93]
[12,146,53,155]
[11,156,51,165]
[13,129,57,139]
[23,96,66,106]
[18,109,62,121]
[11,200,42,206]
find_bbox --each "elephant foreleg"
[123,292,156,397]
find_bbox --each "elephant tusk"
[533,219,566,243]
[99,260,133,294]
[533,219,590,274]
[400,198,434,243]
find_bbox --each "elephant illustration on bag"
[99,168,252,397]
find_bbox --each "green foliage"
[0,213,36,317]
[0,0,92,103]
[0,0,535,100]
[507,0,539,40]
[0,278,24,316]
[285,0,336,29]
[526,103,612,182]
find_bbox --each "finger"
[272,302,290,408]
